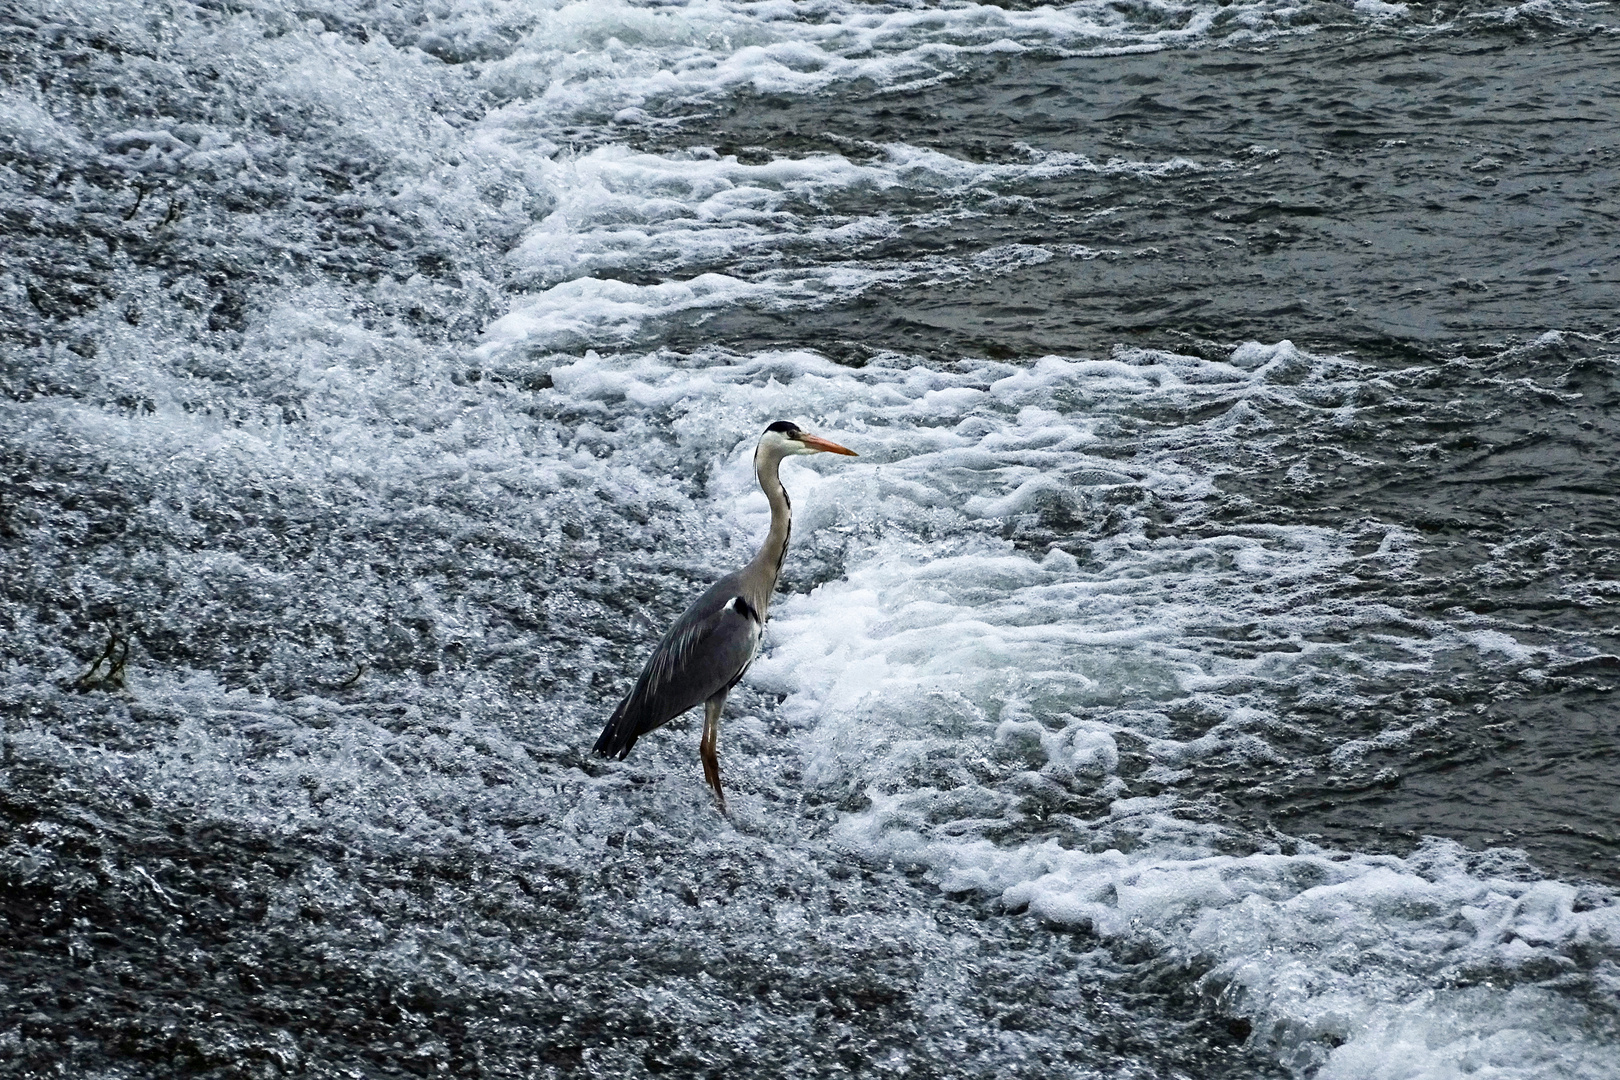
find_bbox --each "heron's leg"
[700,692,728,814]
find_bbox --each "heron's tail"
[593,696,640,760]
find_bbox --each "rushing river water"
[3,1,1619,1076]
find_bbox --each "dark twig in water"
[68,624,133,693]
[154,198,183,232]
[122,183,147,221]
[314,663,367,691]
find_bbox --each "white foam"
[500,145,896,287]
[476,0,1355,130]
[0,88,90,156]
[1464,629,1540,663]
[480,272,768,354]
[850,830,1620,1078]
[1354,0,1410,19]
[1462,0,1594,27]
[478,141,1221,355]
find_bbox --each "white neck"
[745,447,793,616]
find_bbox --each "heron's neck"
[747,451,792,608]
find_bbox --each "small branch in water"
[68,624,133,693]
[153,197,183,232]
[122,183,147,221]
[313,663,366,692]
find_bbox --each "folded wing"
[593,587,763,760]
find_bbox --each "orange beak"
[800,432,858,456]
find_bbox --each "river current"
[2,1,1619,1077]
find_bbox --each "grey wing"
[593,590,763,759]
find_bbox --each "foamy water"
[4,0,1618,1076]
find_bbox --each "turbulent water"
[3,0,1620,1076]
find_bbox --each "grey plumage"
[592,573,762,760]
[593,422,857,811]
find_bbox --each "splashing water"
[4,1,1619,1077]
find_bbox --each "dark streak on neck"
[770,486,791,594]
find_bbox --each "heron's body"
[593,422,856,811]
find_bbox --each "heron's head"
[758,420,858,458]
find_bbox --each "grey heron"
[593,421,858,811]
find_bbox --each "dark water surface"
[655,20,1620,360]
[4,1,1619,1077]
